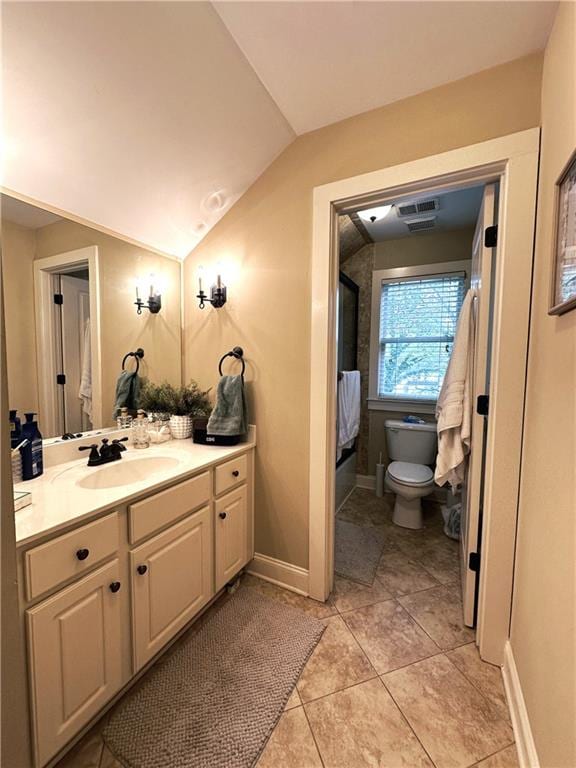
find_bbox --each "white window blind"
[378,273,466,400]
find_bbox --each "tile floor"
[56,489,518,768]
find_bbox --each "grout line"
[301,701,326,768]
[379,675,439,767]
[443,652,513,726]
[301,673,380,707]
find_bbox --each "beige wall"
[35,220,182,426]
[373,227,475,270]
[183,53,543,569]
[510,6,576,767]
[1,222,39,415]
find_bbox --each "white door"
[60,274,91,434]
[27,560,123,767]
[215,485,248,591]
[130,508,213,671]
[461,183,497,627]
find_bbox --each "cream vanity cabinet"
[21,447,254,768]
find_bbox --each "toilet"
[384,419,438,530]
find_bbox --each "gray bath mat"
[335,519,386,585]
[103,586,325,768]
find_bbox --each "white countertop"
[14,437,255,548]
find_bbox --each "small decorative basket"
[169,414,193,439]
[147,413,172,444]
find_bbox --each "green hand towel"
[113,371,141,419]
[206,375,247,436]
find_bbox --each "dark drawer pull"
[219,512,227,520]
[76,548,90,561]
[137,564,148,575]
[109,581,121,593]
[232,470,240,477]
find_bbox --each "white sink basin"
[77,456,181,490]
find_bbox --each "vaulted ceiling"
[1,1,557,259]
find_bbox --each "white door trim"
[309,128,540,665]
[34,247,102,436]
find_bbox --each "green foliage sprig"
[138,380,212,417]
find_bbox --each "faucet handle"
[112,437,129,452]
[78,444,100,462]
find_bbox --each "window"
[376,272,466,401]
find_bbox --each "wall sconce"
[196,266,227,310]
[135,276,162,315]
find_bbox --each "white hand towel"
[338,371,361,454]
[434,289,476,489]
[78,319,92,418]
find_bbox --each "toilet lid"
[387,461,433,485]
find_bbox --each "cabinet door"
[27,560,123,767]
[131,507,213,671]
[215,485,248,592]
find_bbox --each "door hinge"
[53,293,63,305]
[484,225,498,248]
[476,394,489,416]
[469,552,481,572]
[56,373,66,385]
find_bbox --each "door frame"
[34,247,102,436]
[308,128,540,665]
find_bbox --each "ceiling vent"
[405,216,437,233]
[397,198,439,217]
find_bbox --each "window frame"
[368,259,471,412]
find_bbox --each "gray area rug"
[335,519,386,585]
[103,587,325,768]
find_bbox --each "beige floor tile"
[256,707,322,768]
[284,687,302,710]
[413,540,461,584]
[242,574,337,619]
[474,744,519,768]
[337,489,394,528]
[376,550,440,597]
[297,615,376,702]
[99,745,123,768]
[342,599,439,673]
[332,574,393,612]
[305,677,433,767]
[447,643,511,723]
[383,654,514,768]
[55,724,104,768]
[398,583,475,650]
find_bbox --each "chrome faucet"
[78,437,129,467]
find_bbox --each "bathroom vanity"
[14,436,255,767]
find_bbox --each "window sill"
[367,397,437,414]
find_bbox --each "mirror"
[1,194,182,441]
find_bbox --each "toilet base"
[392,495,424,530]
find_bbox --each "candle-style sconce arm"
[134,294,162,315]
[197,285,227,310]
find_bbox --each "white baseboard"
[356,474,376,490]
[502,641,540,768]
[247,553,309,596]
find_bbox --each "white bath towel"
[78,319,92,418]
[434,289,476,489]
[337,371,361,461]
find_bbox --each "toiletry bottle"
[10,411,23,482]
[9,409,21,443]
[117,406,133,430]
[131,409,150,449]
[21,413,44,480]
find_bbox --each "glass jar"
[131,410,150,449]
[117,407,133,430]
[146,412,172,444]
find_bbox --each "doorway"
[308,129,540,665]
[34,246,102,438]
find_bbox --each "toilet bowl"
[385,461,435,529]
[383,419,438,530]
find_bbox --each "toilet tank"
[384,419,437,464]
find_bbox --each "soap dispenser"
[21,413,44,480]
[131,409,150,449]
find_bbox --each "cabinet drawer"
[25,513,119,601]
[215,454,248,497]
[129,471,211,544]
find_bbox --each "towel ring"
[122,348,144,373]
[218,346,245,378]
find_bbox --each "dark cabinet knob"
[109,581,121,593]
[232,470,240,477]
[137,564,148,575]
[76,548,90,561]
[219,512,227,519]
